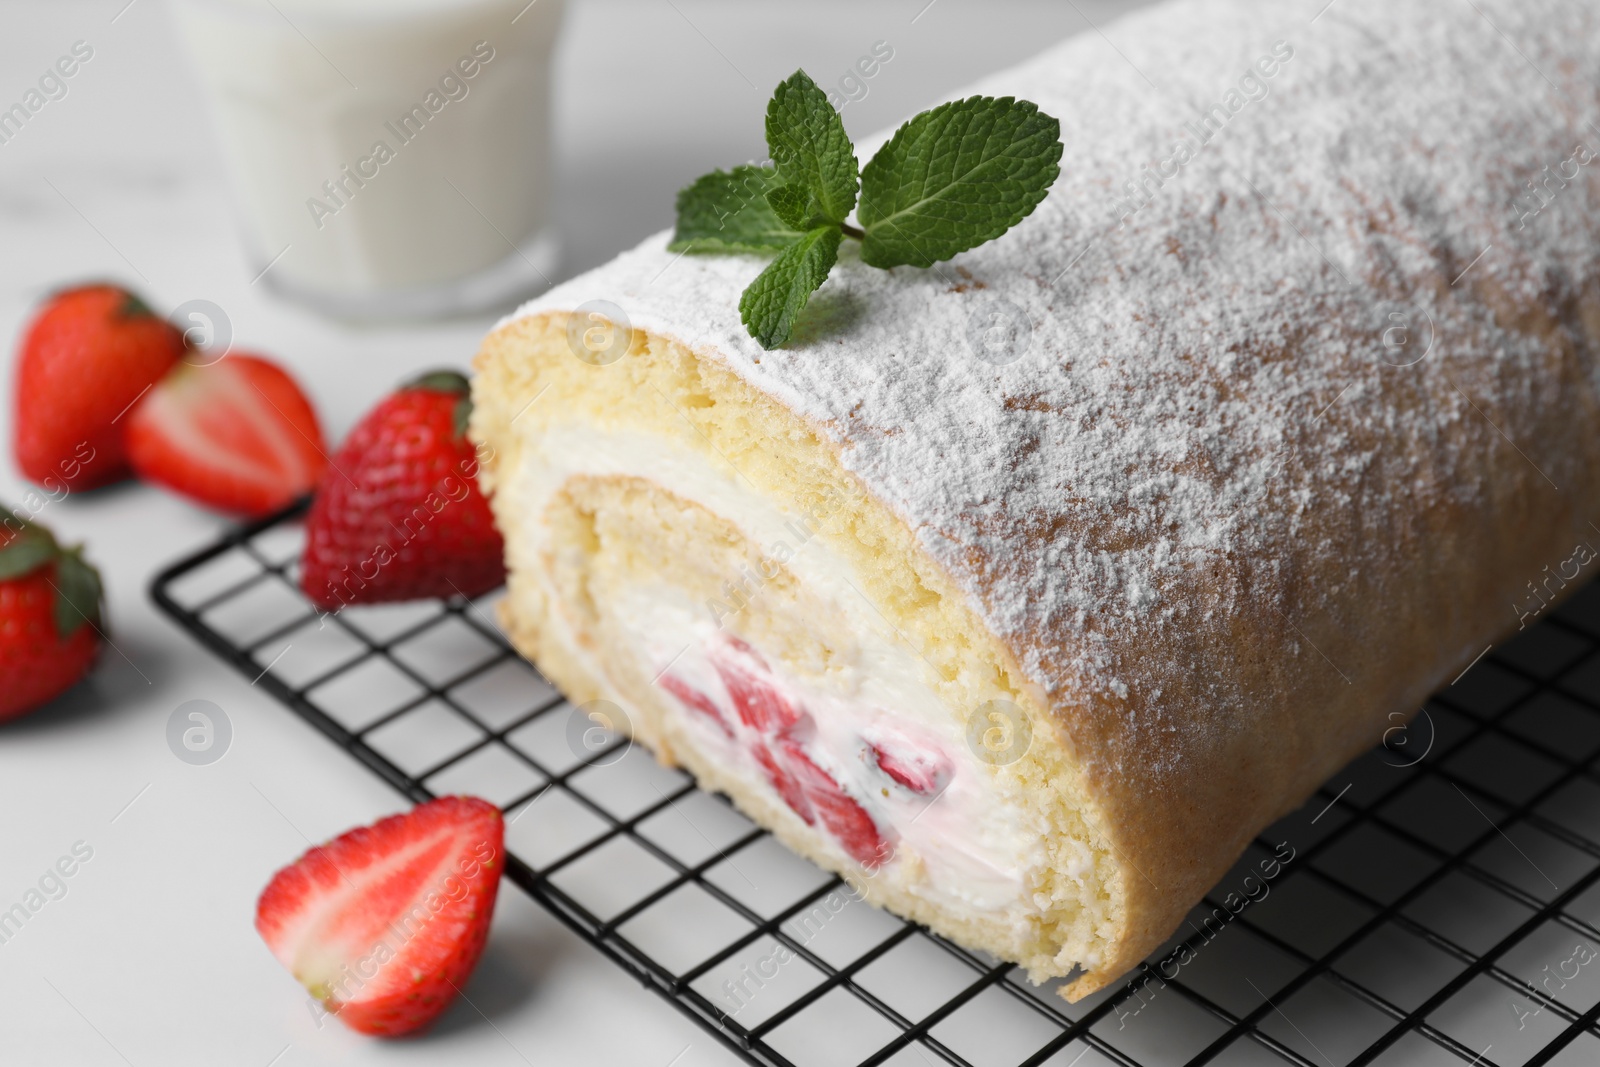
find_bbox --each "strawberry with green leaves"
[0,512,102,722]
[671,71,1063,348]
[300,371,504,610]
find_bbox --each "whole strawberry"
[13,285,184,490]
[255,796,505,1036]
[0,512,102,722]
[301,371,503,610]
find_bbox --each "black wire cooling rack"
[149,501,1600,1067]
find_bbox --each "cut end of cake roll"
[471,310,1135,999]
[462,0,1600,1010]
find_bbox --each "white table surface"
[0,2,1157,1064]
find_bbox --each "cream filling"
[514,423,1050,916]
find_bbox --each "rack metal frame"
[150,502,1600,1067]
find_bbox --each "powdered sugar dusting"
[508,0,1600,795]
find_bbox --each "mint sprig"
[671,70,1062,349]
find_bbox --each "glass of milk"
[169,0,564,320]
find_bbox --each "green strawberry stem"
[407,369,471,394]
[839,223,865,240]
[0,509,103,638]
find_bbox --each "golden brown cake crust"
[472,0,1600,999]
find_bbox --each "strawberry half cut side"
[254,796,504,1037]
[126,354,326,517]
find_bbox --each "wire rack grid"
[149,502,1600,1067]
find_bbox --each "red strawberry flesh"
[125,354,326,516]
[712,638,802,733]
[780,739,893,869]
[659,637,896,870]
[254,795,504,1037]
[868,738,952,796]
[753,739,815,825]
[659,672,734,737]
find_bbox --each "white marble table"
[0,2,1152,1064]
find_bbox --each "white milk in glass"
[170,0,564,319]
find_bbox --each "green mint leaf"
[857,95,1062,269]
[765,183,814,230]
[738,225,841,349]
[52,547,103,639]
[766,71,858,225]
[671,165,806,254]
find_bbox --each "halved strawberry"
[255,796,504,1037]
[125,353,326,517]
